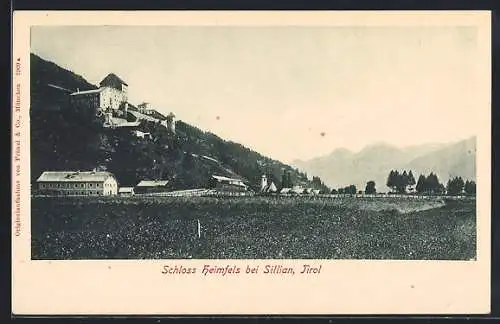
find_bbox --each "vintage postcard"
[12,11,491,315]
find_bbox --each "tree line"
[327,170,476,196]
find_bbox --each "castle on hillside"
[69,73,176,133]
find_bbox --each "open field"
[31,196,476,260]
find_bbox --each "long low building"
[36,171,118,196]
[134,180,169,194]
[209,175,248,192]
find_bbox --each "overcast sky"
[31,26,480,163]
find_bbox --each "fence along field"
[31,194,476,260]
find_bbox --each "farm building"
[280,188,292,194]
[302,188,319,195]
[291,186,305,194]
[36,171,118,196]
[209,175,248,192]
[134,180,169,194]
[118,187,135,196]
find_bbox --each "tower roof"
[99,73,128,88]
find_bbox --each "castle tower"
[261,174,268,192]
[166,112,176,133]
[99,73,128,103]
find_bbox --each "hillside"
[293,138,476,192]
[30,53,314,191]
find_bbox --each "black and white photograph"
[12,10,492,315]
[28,23,482,261]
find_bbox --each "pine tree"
[425,173,441,194]
[408,170,416,186]
[447,176,465,195]
[386,170,395,192]
[416,175,426,194]
[464,180,476,195]
[401,170,409,193]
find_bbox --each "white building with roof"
[134,180,169,194]
[209,175,248,192]
[36,171,118,196]
[118,187,135,196]
[70,73,128,113]
[261,181,278,193]
[137,102,154,115]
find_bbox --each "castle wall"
[100,87,126,110]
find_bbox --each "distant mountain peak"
[329,147,353,156]
[358,142,399,154]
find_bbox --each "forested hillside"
[30,53,317,191]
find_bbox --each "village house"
[209,175,248,192]
[118,187,135,197]
[36,171,118,196]
[291,185,305,194]
[134,180,169,194]
[280,187,292,194]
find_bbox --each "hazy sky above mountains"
[31,25,482,163]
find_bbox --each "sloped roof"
[119,187,135,193]
[291,186,305,194]
[100,73,128,87]
[127,102,137,109]
[212,175,247,187]
[262,182,277,193]
[114,121,141,128]
[136,180,169,187]
[47,83,73,93]
[36,171,115,182]
[212,175,243,182]
[129,110,160,123]
[70,88,104,96]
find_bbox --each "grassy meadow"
[31,196,476,260]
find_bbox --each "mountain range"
[292,138,476,192]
